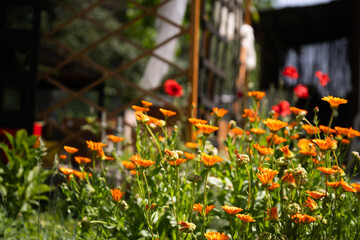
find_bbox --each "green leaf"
[27,165,40,182]
[15,129,27,149]
[0,185,7,197]
[4,131,15,148]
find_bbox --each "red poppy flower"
[315,71,330,87]
[294,84,309,99]
[282,66,299,79]
[164,79,183,97]
[272,100,291,117]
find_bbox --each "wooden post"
[188,0,201,141]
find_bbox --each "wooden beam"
[188,0,200,141]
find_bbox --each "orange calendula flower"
[178,221,196,232]
[350,183,360,192]
[188,118,208,125]
[111,188,124,202]
[242,108,257,122]
[212,107,228,118]
[332,165,345,175]
[279,146,294,159]
[268,182,280,191]
[298,138,317,156]
[74,156,92,164]
[231,128,244,136]
[141,100,153,107]
[59,154,67,160]
[108,135,124,143]
[135,111,150,123]
[250,128,266,135]
[236,214,256,223]
[290,107,308,115]
[64,146,79,154]
[147,116,165,127]
[347,127,360,138]
[201,153,223,168]
[159,108,176,117]
[306,190,327,199]
[266,134,287,145]
[73,170,92,180]
[326,181,341,189]
[184,152,196,160]
[59,167,75,175]
[86,140,106,151]
[291,213,316,224]
[248,91,266,100]
[204,232,229,240]
[318,167,336,175]
[265,207,279,221]
[334,126,349,136]
[168,158,187,166]
[290,134,300,140]
[281,173,295,184]
[253,144,274,156]
[129,154,155,169]
[122,161,135,170]
[340,179,356,192]
[263,118,288,132]
[258,166,277,174]
[195,123,219,135]
[221,205,243,215]
[130,170,138,175]
[185,142,199,149]
[302,125,320,135]
[321,96,348,109]
[304,197,318,211]
[342,139,350,144]
[312,138,333,151]
[132,105,149,113]
[319,125,336,134]
[257,170,278,187]
[193,204,215,215]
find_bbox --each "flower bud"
[228,120,237,129]
[313,106,319,114]
[119,200,129,211]
[80,217,90,232]
[296,111,307,122]
[235,153,250,166]
[352,151,360,163]
[287,203,301,215]
[187,173,202,183]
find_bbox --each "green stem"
[201,169,209,236]
[142,171,155,239]
[145,124,164,164]
[189,182,196,221]
[327,109,335,135]
[246,165,252,211]
[176,166,180,221]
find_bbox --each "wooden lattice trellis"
[38,0,200,146]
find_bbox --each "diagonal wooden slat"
[43,75,110,115]
[38,0,199,145]
[126,0,185,31]
[40,28,189,117]
[42,0,107,40]
[49,0,186,73]
[43,0,171,78]
[44,38,172,107]
[44,116,87,148]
